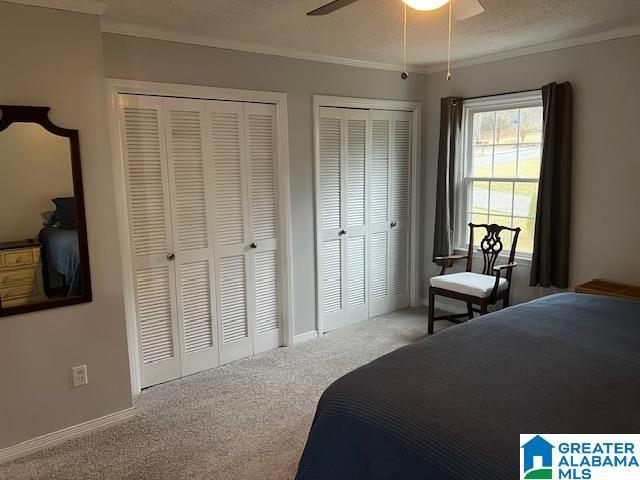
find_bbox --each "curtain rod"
[463,88,541,101]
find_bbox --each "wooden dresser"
[575,279,640,302]
[0,240,46,308]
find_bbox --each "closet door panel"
[245,103,281,353]
[345,110,369,324]
[209,103,247,250]
[370,115,390,229]
[368,111,393,317]
[389,112,412,309]
[135,266,179,387]
[164,98,219,375]
[176,261,218,373]
[369,231,388,304]
[318,108,346,332]
[368,110,412,315]
[119,94,180,388]
[218,254,250,362]
[253,250,279,353]
[206,100,252,363]
[246,105,278,245]
[346,235,366,323]
[322,238,343,317]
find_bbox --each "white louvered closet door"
[318,107,346,333]
[344,109,369,325]
[206,100,253,364]
[389,111,412,311]
[244,103,281,354]
[163,98,219,376]
[119,95,181,388]
[368,110,393,317]
[368,110,412,316]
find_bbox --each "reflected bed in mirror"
[0,105,91,317]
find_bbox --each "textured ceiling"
[101,0,640,68]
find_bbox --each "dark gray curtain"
[433,97,463,260]
[530,82,573,288]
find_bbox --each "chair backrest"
[466,223,521,281]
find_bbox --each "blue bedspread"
[39,227,80,295]
[295,293,640,480]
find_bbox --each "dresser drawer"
[3,250,37,268]
[0,282,36,302]
[0,268,36,286]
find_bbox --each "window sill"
[453,247,533,268]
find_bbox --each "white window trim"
[455,91,543,266]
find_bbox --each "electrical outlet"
[72,365,88,387]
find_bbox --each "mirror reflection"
[0,122,83,308]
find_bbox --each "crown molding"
[424,23,640,74]
[100,20,428,75]
[1,0,106,15]
[100,19,640,76]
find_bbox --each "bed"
[295,293,640,480]
[39,226,80,296]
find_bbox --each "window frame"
[455,91,543,261]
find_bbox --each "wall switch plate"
[72,365,88,387]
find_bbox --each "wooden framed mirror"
[0,105,92,316]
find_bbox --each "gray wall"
[102,33,426,335]
[422,35,640,305]
[0,124,74,243]
[0,3,132,449]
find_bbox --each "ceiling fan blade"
[307,0,360,16]
[453,0,484,20]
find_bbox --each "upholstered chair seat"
[430,272,508,298]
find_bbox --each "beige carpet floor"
[0,308,451,480]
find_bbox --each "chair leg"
[479,303,488,315]
[503,296,510,309]
[428,288,435,335]
[467,302,474,320]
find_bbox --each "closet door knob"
[390,222,397,228]
[167,253,175,261]
[250,243,257,249]
[338,230,347,236]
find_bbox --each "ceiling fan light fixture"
[402,0,450,11]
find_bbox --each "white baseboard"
[0,407,136,464]
[293,330,318,344]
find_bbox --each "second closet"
[119,94,283,388]
[317,106,413,333]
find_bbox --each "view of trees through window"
[464,106,543,253]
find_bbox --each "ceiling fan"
[307,0,485,21]
[307,0,485,80]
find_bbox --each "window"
[458,92,543,255]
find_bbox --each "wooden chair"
[428,223,521,334]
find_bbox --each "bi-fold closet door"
[119,94,280,388]
[318,107,412,333]
[207,100,280,364]
[318,108,370,332]
[368,110,412,318]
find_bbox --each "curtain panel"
[530,82,573,288]
[433,96,464,260]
